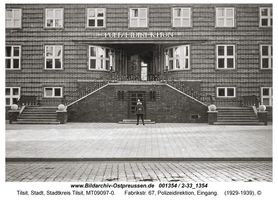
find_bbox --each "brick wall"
[6,4,272,108]
[67,84,208,123]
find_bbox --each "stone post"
[257,111,268,125]
[56,110,68,124]
[8,110,20,124]
[207,111,218,125]
[56,104,68,124]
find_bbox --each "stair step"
[18,116,57,119]
[17,118,58,122]
[217,119,259,122]
[214,121,265,125]
[13,121,60,124]
[119,119,155,124]
[218,107,253,110]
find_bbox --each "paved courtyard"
[6,123,272,159]
[6,161,272,182]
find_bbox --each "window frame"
[260,44,272,70]
[43,87,63,98]
[165,45,191,71]
[129,8,148,28]
[259,7,272,27]
[261,87,272,106]
[216,44,236,69]
[88,45,113,71]
[5,45,21,70]
[45,8,64,28]
[6,8,22,29]
[6,87,21,106]
[86,8,106,28]
[172,7,192,27]
[44,45,63,70]
[216,87,236,98]
[215,7,235,27]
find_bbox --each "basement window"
[217,87,236,98]
[6,87,20,106]
[44,87,63,98]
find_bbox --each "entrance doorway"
[128,91,146,118]
[125,44,154,80]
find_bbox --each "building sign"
[99,32,175,38]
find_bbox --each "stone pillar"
[8,110,20,124]
[257,111,268,125]
[207,111,218,125]
[56,111,68,124]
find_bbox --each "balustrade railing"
[64,80,109,106]
[166,81,214,105]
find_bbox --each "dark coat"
[135,103,144,114]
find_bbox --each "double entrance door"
[128,91,146,119]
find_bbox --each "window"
[260,45,272,69]
[260,7,272,27]
[89,46,113,70]
[165,45,190,70]
[217,87,236,98]
[45,8,63,28]
[216,7,234,27]
[172,8,191,27]
[87,8,106,28]
[6,87,20,106]
[261,87,272,106]
[45,45,63,70]
[216,45,235,69]
[44,87,63,98]
[6,46,21,70]
[129,8,148,27]
[6,9,21,28]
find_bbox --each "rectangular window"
[129,8,148,28]
[6,87,20,106]
[216,7,234,27]
[165,45,190,70]
[87,8,106,28]
[45,45,63,70]
[261,87,272,106]
[172,8,191,27]
[6,46,21,70]
[6,9,22,28]
[216,45,235,69]
[89,46,112,70]
[44,87,63,98]
[260,45,272,69]
[45,8,63,28]
[217,87,236,98]
[260,7,272,27]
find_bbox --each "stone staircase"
[14,106,59,124]
[118,119,155,124]
[214,107,264,125]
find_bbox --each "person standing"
[135,99,145,125]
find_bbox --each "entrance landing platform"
[6,123,272,161]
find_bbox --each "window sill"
[88,69,110,71]
[43,97,63,99]
[167,69,191,72]
[44,68,64,71]
[6,69,21,71]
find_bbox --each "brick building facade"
[5,4,272,123]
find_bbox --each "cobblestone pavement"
[6,161,272,182]
[6,123,272,159]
